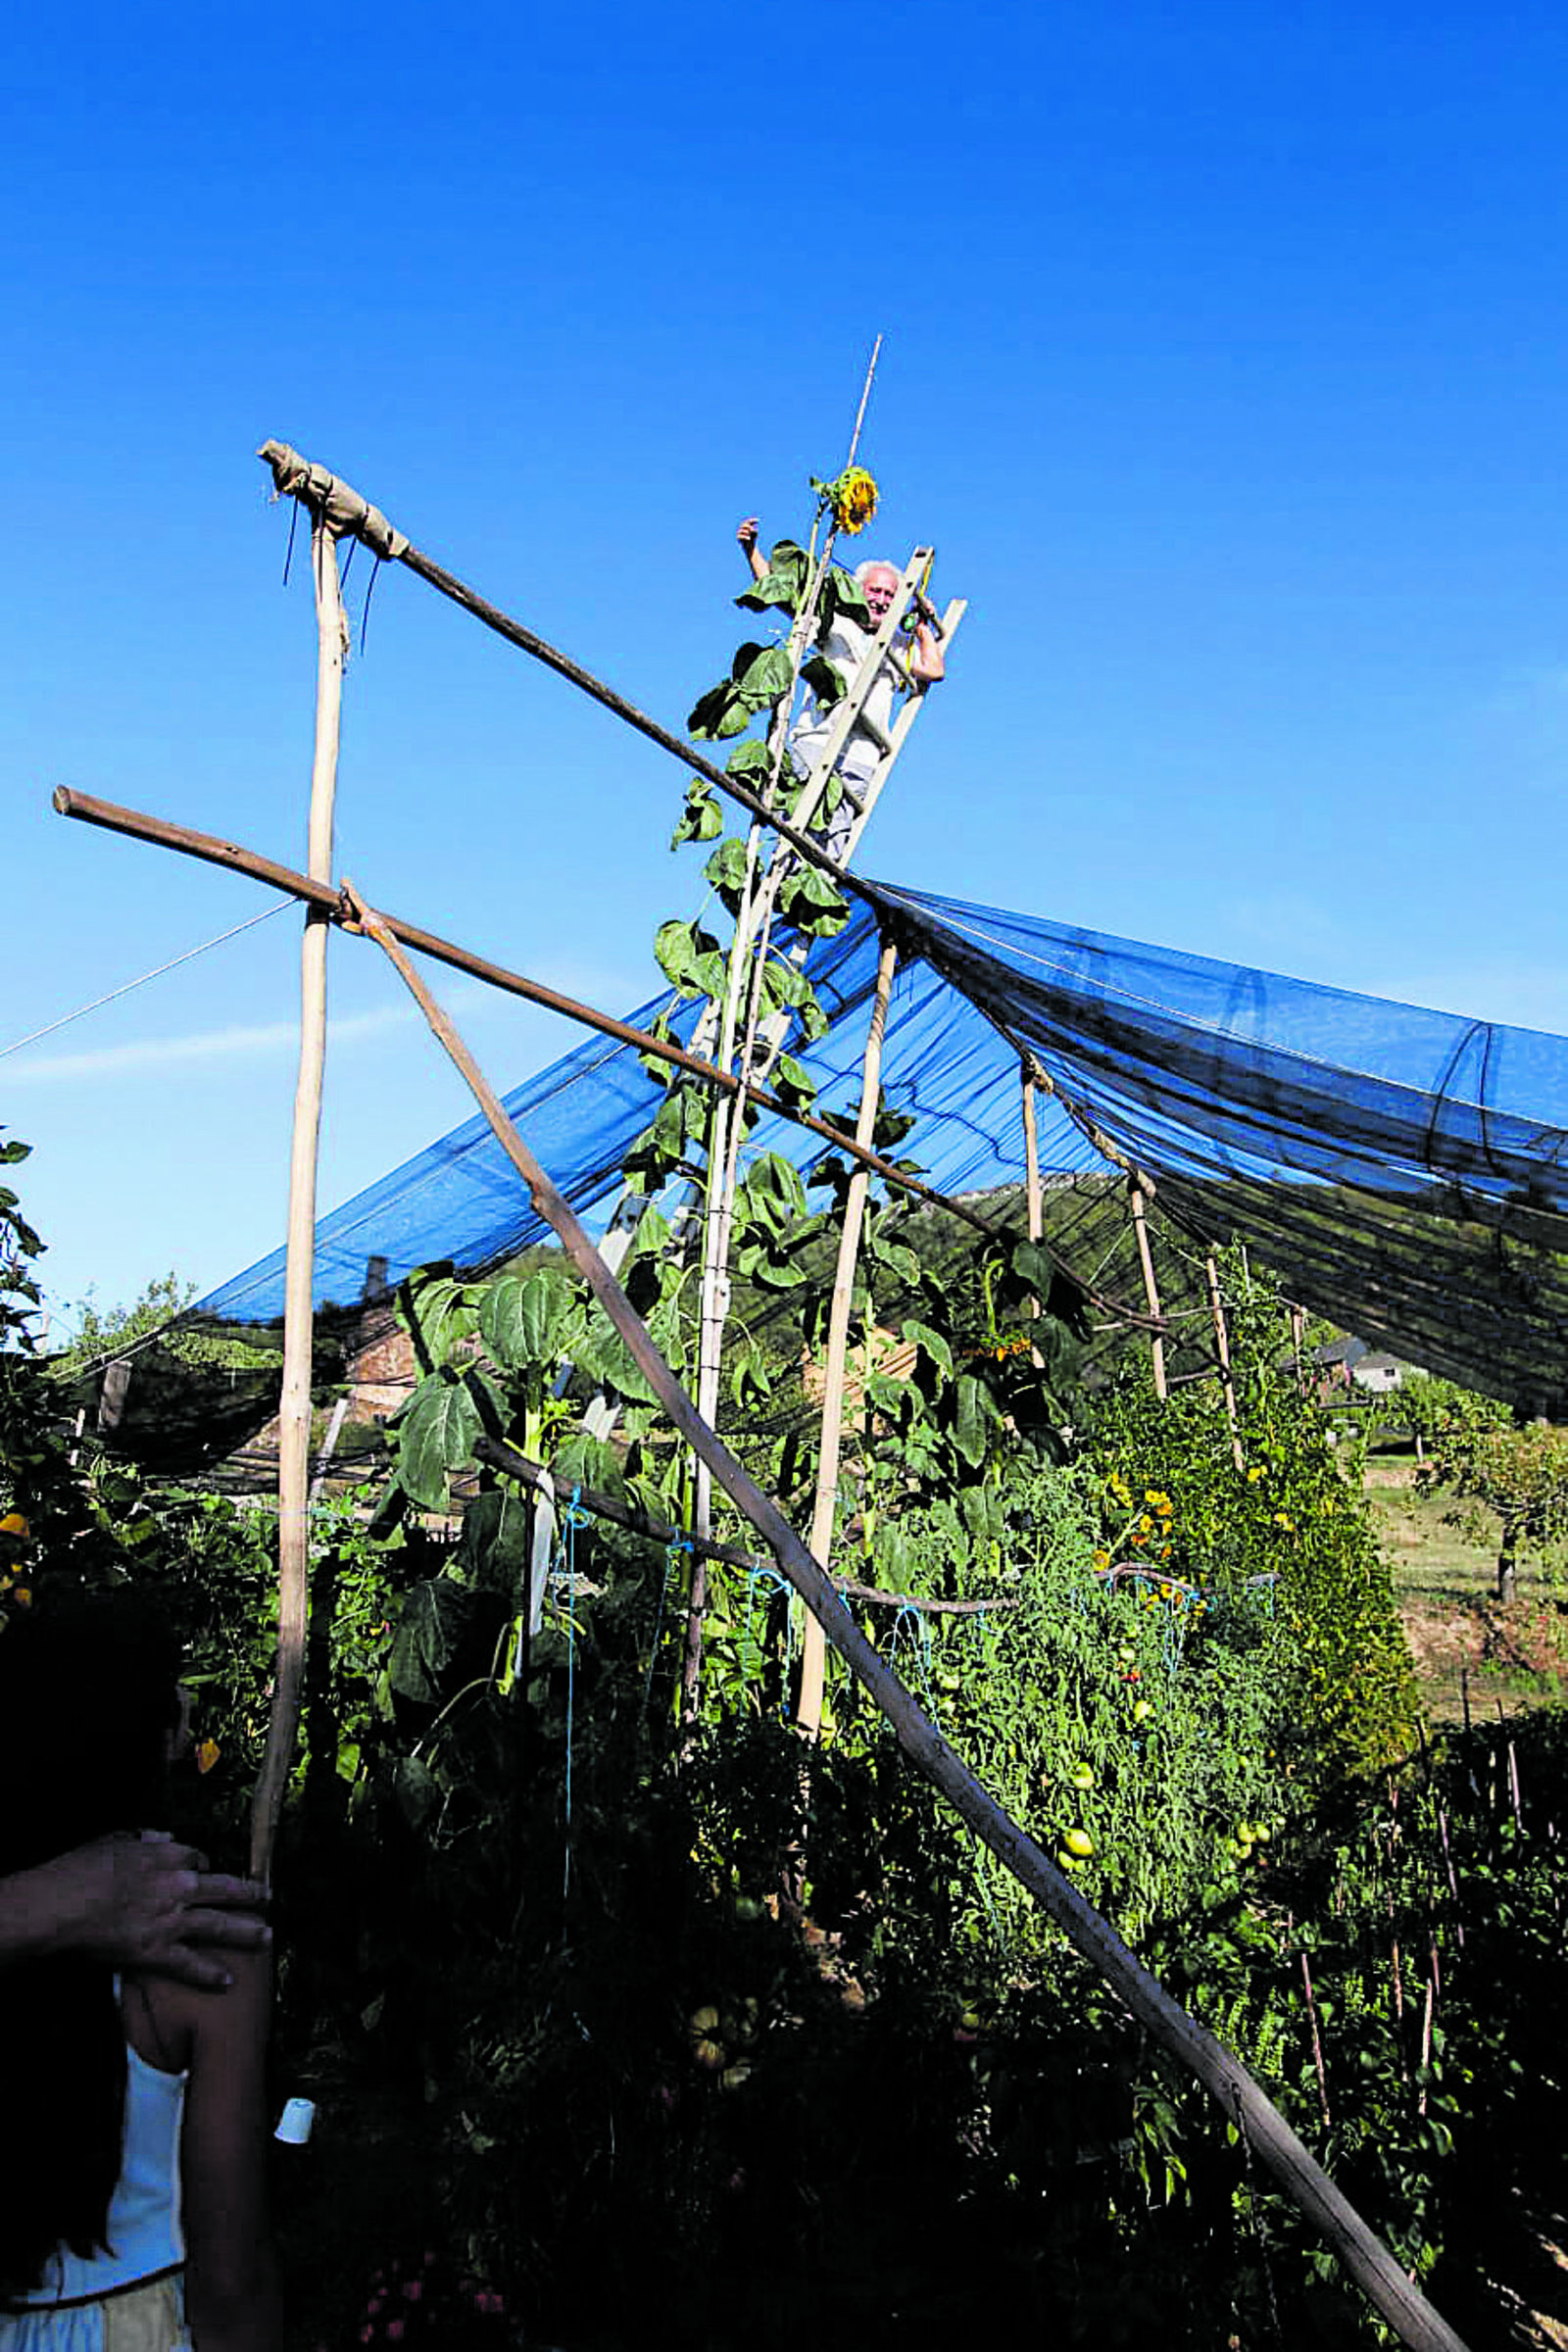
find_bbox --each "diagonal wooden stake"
[341,876,1468,2352]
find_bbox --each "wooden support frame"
[52,800,1473,2343]
[325,881,1469,2352]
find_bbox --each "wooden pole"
[1130,1183,1168,1402]
[249,517,346,1881]
[799,936,898,1735]
[343,885,1470,2352]
[1021,1066,1043,1247]
[255,442,854,889]
[1205,1250,1245,1474]
[48,790,1024,1250]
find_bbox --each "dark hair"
[0,1592,184,2305]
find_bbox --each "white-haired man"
[736,518,945,861]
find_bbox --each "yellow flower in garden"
[12,1588,31,1609]
[832,466,879,534]
[0,1512,28,1539]
[196,1739,220,1776]
[1273,1511,1295,1532]
[1246,1466,1263,1484]
[1145,1490,1173,1517]
[1138,1514,1153,1534]
[1108,1472,1131,1504]
[1092,1548,1109,1570]
[1159,1544,1172,1561]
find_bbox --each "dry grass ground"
[1362,1443,1568,1723]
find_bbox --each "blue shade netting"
[195,883,1568,1411]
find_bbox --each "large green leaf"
[800,654,846,710]
[777,864,851,937]
[551,1430,624,1501]
[735,538,808,612]
[394,1369,483,1510]
[953,1373,1002,1470]
[726,737,774,782]
[456,1487,531,1595]
[388,1578,476,1704]
[391,1754,442,1830]
[519,1268,578,1363]
[734,641,796,710]
[476,1273,530,1370]
[397,1266,477,1372]
[958,1483,1005,1544]
[670,781,723,847]
[771,1054,818,1110]
[574,1309,659,1406]
[653,918,721,994]
[902,1318,954,1383]
[687,679,750,740]
[704,836,751,914]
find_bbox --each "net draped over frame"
[191,883,1568,1414]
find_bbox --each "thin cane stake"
[1131,1183,1168,1401]
[1205,1251,1245,1473]
[344,883,1470,2352]
[799,935,898,1734]
[843,334,883,471]
[1300,1952,1332,2129]
[249,518,346,1882]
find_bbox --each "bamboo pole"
[249,517,346,1881]
[1021,1066,1043,1246]
[1130,1183,1168,1402]
[341,885,1469,2352]
[1205,1251,1245,1474]
[256,442,855,890]
[58,787,1175,1328]
[799,935,898,1735]
[48,789,1016,1252]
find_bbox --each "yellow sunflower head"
[831,466,879,535]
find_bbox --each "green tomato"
[1068,1760,1096,1790]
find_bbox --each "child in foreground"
[0,1593,279,2352]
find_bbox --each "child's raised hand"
[61,1832,271,1988]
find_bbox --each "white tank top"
[24,2004,186,2305]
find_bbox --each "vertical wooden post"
[250,514,346,1881]
[1021,1066,1043,1248]
[798,935,899,1735]
[1205,1251,1245,1474]
[1129,1183,1167,1402]
[1290,1299,1305,1391]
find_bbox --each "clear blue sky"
[6,0,1567,1332]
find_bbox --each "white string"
[0,903,290,1061]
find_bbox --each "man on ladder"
[735,516,947,860]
